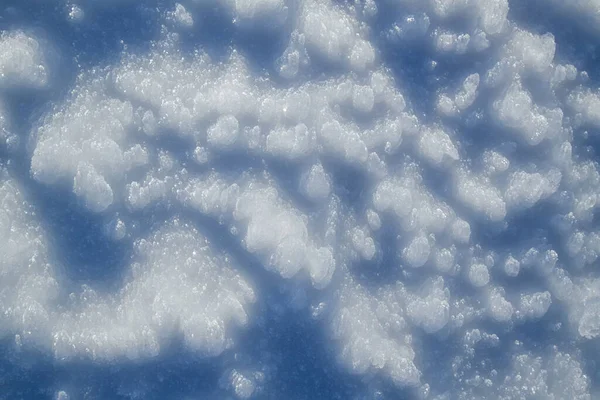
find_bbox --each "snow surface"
[1,0,600,398]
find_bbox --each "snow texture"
[0,0,599,398]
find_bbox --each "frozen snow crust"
[2,0,600,398]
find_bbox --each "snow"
[493,79,562,146]
[207,114,240,148]
[52,220,256,361]
[232,0,288,26]
[73,161,114,212]
[503,255,521,277]
[438,73,480,116]
[504,169,561,210]
[300,163,331,202]
[228,369,256,399]
[0,30,49,89]
[1,0,600,398]
[0,175,59,346]
[299,0,374,71]
[578,297,600,339]
[407,277,450,333]
[487,287,514,322]
[454,170,507,221]
[403,235,432,268]
[167,3,194,28]
[518,291,552,320]
[468,263,490,287]
[418,126,459,166]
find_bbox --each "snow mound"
[54,220,256,361]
